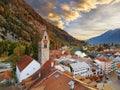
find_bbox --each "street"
[108,71,120,90]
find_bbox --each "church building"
[16,55,41,82]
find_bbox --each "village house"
[0,71,12,84]
[93,58,112,74]
[117,64,120,79]
[70,61,91,77]
[96,54,107,59]
[0,62,12,73]
[74,51,87,58]
[111,60,117,71]
[16,55,41,82]
[114,52,120,56]
[115,56,120,63]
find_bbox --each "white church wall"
[38,31,50,65]
[20,60,40,82]
[16,66,21,82]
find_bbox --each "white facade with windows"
[102,62,111,74]
[70,61,90,77]
[111,60,117,71]
[16,59,41,82]
[118,69,120,79]
[117,64,120,79]
[93,59,111,74]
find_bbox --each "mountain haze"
[87,29,120,44]
[0,0,85,49]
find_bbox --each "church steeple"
[38,25,50,65]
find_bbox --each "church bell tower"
[38,25,50,65]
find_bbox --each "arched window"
[45,36,46,39]
[44,44,47,48]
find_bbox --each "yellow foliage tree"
[13,45,26,57]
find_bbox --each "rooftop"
[30,70,94,90]
[70,61,89,70]
[93,58,111,63]
[16,55,33,72]
[117,64,120,68]
[0,71,12,82]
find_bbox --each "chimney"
[72,75,75,78]
[38,73,41,78]
[51,62,54,67]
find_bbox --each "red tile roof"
[30,70,92,90]
[117,64,120,68]
[0,74,4,81]
[94,58,111,62]
[4,71,12,80]
[50,50,70,59]
[0,71,12,81]
[17,55,33,72]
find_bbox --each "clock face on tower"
[43,39,48,48]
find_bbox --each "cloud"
[50,20,64,29]
[71,0,117,12]
[26,0,120,27]
[57,20,64,29]
[26,0,120,25]
[61,4,70,11]
[48,13,64,29]
[48,13,60,21]
[66,3,120,40]
[72,0,97,12]
[111,0,120,4]
[25,0,120,39]
[97,0,113,4]
[62,10,81,22]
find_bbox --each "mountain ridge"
[87,29,120,44]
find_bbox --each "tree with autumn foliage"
[13,45,25,57]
